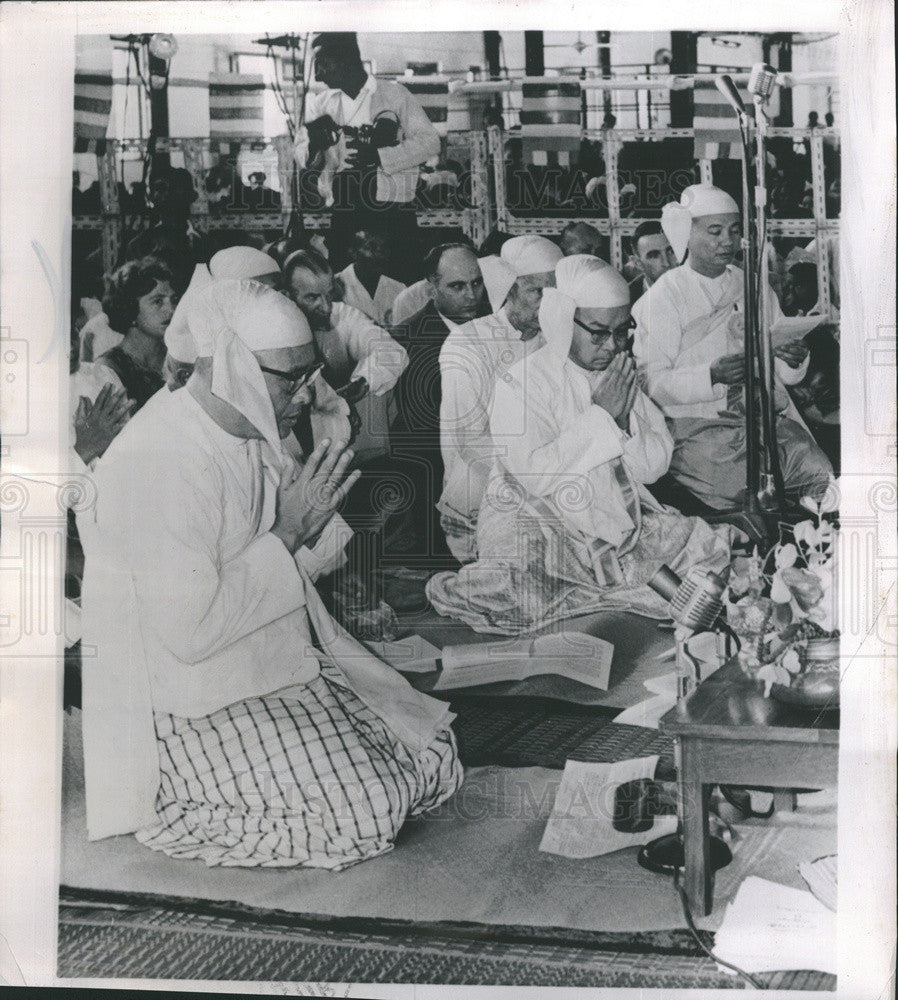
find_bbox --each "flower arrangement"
[726,494,839,699]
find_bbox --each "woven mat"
[57,887,834,990]
[449,695,677,778]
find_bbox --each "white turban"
[661,184,740,264]
[209,245,281,281]
[478,256,517,312]
[500,234,564,277]
[187,279,313,464]
[539,255,631,358]
[164,263,212,364]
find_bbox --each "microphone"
[648,565,727,633]
[715,74,747,115]
[748,63,778,101]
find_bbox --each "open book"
[432,632,614,692]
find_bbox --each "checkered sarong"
[136,666,462,869]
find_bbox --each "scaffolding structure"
[73,72,839,316]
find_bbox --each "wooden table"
[659,657,839,915]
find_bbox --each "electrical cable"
[673,868,766,990]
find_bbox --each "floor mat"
[449,695,676,777]
[57,887,835,990]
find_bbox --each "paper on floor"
[434,631,614,691]
[539,756,676,859]
[713,875,837,976]
[799,854,837,912]
[364,634,441,673]
[612,693,675,729]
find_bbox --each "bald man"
[559,222,604,258]
[426,256,731,633]
[633,184,833,510]
[388,244,489,556]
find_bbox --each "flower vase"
[728,597,777,679]
[770,635,840,709]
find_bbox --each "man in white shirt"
[632,184,833,510]
[294,33,440,279]
[336,229,406,327]
[80,280,460,861]
[426,256,732,634]
[284,248,409,464]
[438,235,563,563]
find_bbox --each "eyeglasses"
[257,360,324,395]
[573,315,636,347]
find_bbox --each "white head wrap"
[187,279,312,463]
[164,263,212,364]
[477,256,518,312]
[539,255,631,358]
[209,245,281,281]
[500,234,564,277]
[661,184,740,264]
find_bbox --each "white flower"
[770,570,793,604]
[775,543,798,570]
[793,519,820,550]
[781,648,802,674]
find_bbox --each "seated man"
[632,184,833,510]
[80,280,461,862]
[284,248,409,464]
[426,256,732,634]
[336,229,406,327]
[559,221,604,258]
[438,235,563,563]
[389,243,489,556]
[628,220,677,304]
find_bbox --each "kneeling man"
[427,256,732,634]
[81,279,461,866]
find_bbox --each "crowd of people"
[68,32,839,872]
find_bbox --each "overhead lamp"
[148,33,178,61]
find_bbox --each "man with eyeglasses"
[81,279,461,865]
[426,255,732,633]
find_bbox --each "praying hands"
[271,438,361,554]
[591,352,638,430]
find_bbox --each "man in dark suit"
[388,243,489,558]
[628,220,677,305]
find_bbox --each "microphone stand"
[701,90,782,546]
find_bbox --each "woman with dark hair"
[95,256,177,411]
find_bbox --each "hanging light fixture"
[148,33,178,61]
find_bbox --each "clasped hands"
[591,353,638,430]
[271,438,361,554]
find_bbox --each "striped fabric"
[74,69,112,152]
[209,73,265,139]
[136,665,462,869]
[520,81,582,167]
[693,78,749,160]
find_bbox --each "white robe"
[336,264,406,328]
[437,307,543,560]
[631,262,808,422]
[631,262,832,508]
[487,347,674,549]
[81,385,449,839]
[387,278,431,326]
[425,340,731,634]
[316,301,409,461]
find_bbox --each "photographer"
[293,32,440,280]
